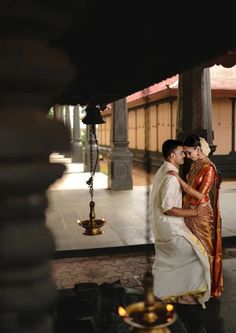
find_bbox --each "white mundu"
[150,161,211,308]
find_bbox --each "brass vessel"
[78,200,105,235]
[119,272,177,333]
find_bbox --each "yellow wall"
[157,102,172,151]
[212,98,232,154]
[128,110,136,149]
[97,117,111,146]
[148,104,157,151]
[97,123,103,144]
[98,97,235,155]
[101,122,106,145]
[136,108,145,150]
[171,100,177,139]
[105,116,111,146]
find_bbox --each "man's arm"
[161,176,204,218]
[165,206,201,217]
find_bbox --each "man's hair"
[162,139,183,159]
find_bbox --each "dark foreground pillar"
[0,3,74,332]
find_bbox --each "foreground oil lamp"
[77,104,106,235]
[118,91,177,332]
[119,271,177,333]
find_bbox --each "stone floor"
[46,154,236,254]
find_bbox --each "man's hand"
[165,205,206,218]
[194,205,205,217]
[167,170,186,189]
[167,170,179,178]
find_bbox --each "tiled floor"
[52,251,150,290]
[52,251,236,333]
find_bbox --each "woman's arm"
[181,179,204,201]
[167,170,204,201]
[187,165,216,206]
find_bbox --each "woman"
[169,134,223,298]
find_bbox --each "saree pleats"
[184,157,223,297]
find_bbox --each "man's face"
[173,146,185,165]
[183,146,199,161]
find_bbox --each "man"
[150,139,211,308]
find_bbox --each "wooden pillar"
[0,3,75,332]
[176,66,215,177]
[177,66,214,145]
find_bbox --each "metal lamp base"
[78,218,106,235]
[119,272,177,333]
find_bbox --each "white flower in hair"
[199,137,211,156]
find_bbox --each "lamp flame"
[118,306,128,317]
[166,304,174,312]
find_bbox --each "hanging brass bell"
[82,105,105,125]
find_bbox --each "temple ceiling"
[1,1,236,107]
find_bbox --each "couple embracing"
[150,135,223,309]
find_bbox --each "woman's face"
[183,145,200,161]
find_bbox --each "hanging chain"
[87,125,94,201]
[143,88,152,273]
[86,124,99,202]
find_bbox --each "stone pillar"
[54,105,67,156]
[177,66,214,145]
[53,104,58,121]
[0,3,74,333]
[108,98,133,190]
[65,105,72,139]
[64,105,72,157]
[72,105,83,162]
[59,105,65,123]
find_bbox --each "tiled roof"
[127,65,236,103]
[127,75,178,102]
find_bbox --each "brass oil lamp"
[77,105,106,235]
[118,271,176,333]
